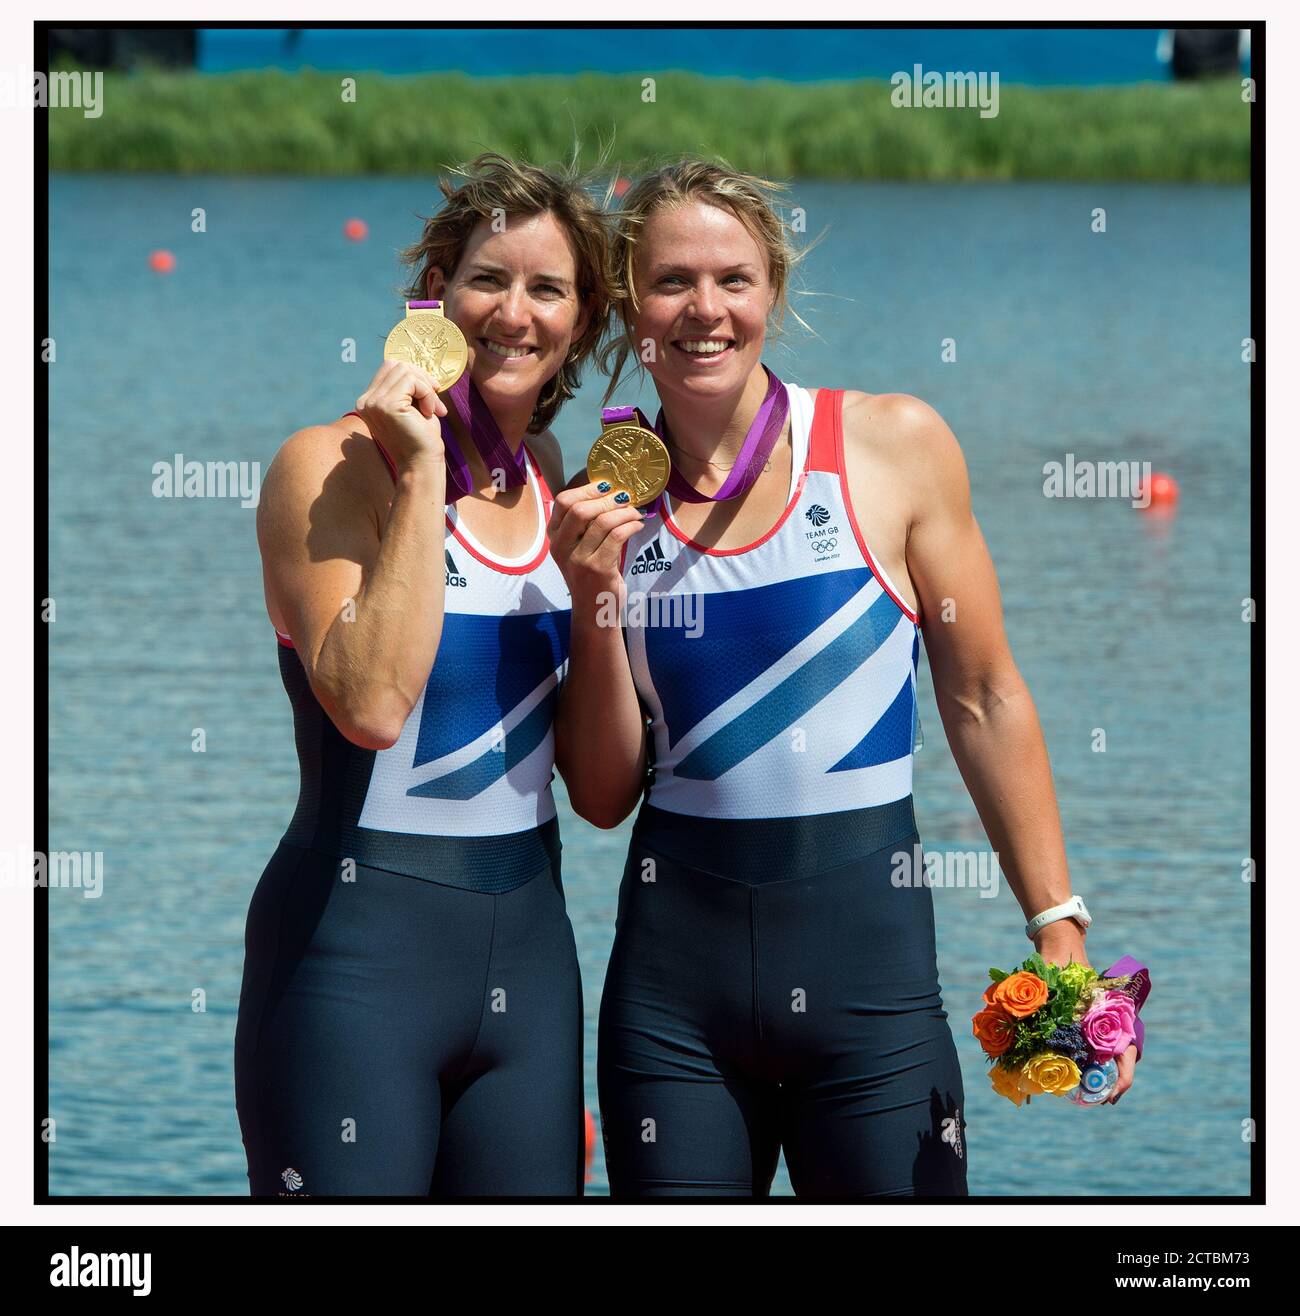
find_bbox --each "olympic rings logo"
[811,538,838,553]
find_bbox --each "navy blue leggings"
[597,801,968,1198]
[235,842,583,1197]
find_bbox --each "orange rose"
[984,971,1049,1019]
[972,1006,1017,1057]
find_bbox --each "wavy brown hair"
[598,156,815,403]
[399,150,615,434]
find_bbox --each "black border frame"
[35,17,1263,1209]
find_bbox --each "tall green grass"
[48,68,1250,181]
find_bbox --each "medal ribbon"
[407,301,529,503]
[601,365,788,506]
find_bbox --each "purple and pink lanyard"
[601,363,790,512]
[405,300,531,504]
[427,328,788,508]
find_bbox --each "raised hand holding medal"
[586,414,671,508]
[587,363,789,514]
[544,413,662,608]
[550,364,790,606]
[382,299,469,391]
[359,300,531,504]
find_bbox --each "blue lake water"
[47,174,1251,1197]
[197,26,1237,86]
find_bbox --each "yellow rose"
[1022,1052,1081,1096]
[988,1064,1029,1107]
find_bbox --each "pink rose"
[1082,991,1137,1059]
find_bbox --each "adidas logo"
[445,549,468,588]
[940,1112,963,1160]
[629,539,672,576]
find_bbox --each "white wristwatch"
[1025,895,1092,940]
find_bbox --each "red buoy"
[148,249,176,273]
[344,218,368,242]
[612,177,632,199]
[584,1107,596,1182]
[1139,471,1179,510]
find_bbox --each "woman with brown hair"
[235,153,612,1197]
[549,159,1136,1197]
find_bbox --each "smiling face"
[427,210,591,416]
[630,199,775,407]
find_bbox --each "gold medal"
[383,301,469,392]
[587,420,671,508]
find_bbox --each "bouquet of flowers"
[973,953,1150,1106]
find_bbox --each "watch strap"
[1025,895,1091,939]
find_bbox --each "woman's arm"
[846,392,1139,1098]
[845,393,1087,967]
[258,378,449,749]
[549,474,648,828]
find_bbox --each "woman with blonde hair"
[548,158,1137,1197]
[236,153,611,1197]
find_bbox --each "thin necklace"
[672,450,772,473]
[670,419,789,472]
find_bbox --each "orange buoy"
[1139,471,1179,510]
[584,1106,596,1182]
[612,177,632,199]
[148,249,176,273]
[344,218,368,242]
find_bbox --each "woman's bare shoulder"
[273,412,386,473]
[838,390,971,525]
[841,390,965,469]
[260,417,389,526]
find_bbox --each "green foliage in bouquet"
[987,953,1099,1071]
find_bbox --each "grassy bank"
[47,67,1249,181]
